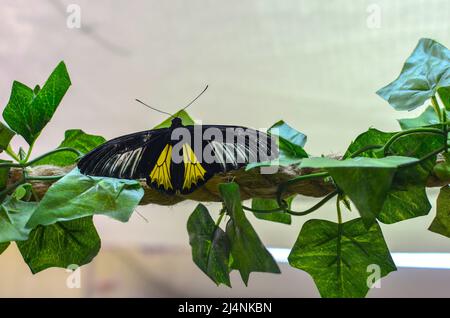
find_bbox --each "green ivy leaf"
[344,128,394,159]
[344,128,440,223]
[377,38,450,111]
[398,106,449,130]
[33,85,41,95]
[438,87,450,110]
[0,197,36,243]
[219,182,280,285]
[18,147,26,161]
[17,216,100,274]
[26,168,144,228]
[434,161,450,182]
[12,183,32,201]
[251,197,293,225]
[2,81,33,138]
[270,120,308,165]
[0,122,15,152]
[33,129,106,167]
[429,186,450,238]
[288,218,396,298]
[187,204,231,287]
[378,185,431,224]
[300,156,418,227]
[388,133,444,186]
[13,185,28,201]
[153,109,195,129]
[3,62,71,145]
[246,121,308,170]
[269,120,307,147]
[0,242,9,255]
[276,138,308,165]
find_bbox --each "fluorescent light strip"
[391,253,450,269]
[268,248,450,270]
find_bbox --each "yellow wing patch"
[182,143,206,190]
[150,144,173,190]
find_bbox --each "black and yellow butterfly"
[78,92,278,195]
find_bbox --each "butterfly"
[78,87,279,195]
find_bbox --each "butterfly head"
[171,117,183,128]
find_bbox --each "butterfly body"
[78,117,278,195]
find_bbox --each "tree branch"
[7,159,448,206]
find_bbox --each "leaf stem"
[26,147,83,166]
[5,146,20,162]
[242,205,285,213]
[382,127,445,156]
[336,195,342,224]
[242,190,338,216]
[285,190,338,216]
[216,209,226,226]
[25,175,64,181]
[443,109,449,153]
[276,172,330,209]
[0,147,83,169]
[23,141,35,163]
[348,144,383,158]
[432,96,443,122]
[398,145,447,169]
[0,162,23,169]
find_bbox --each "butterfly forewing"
[78,129,168,179]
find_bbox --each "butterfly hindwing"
[147,143,174,192]
[176,142,212,194]
[182,143,207,190]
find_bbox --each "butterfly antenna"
[181,85,209,111]
[135,98,174,117]
[134,208,149,223]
